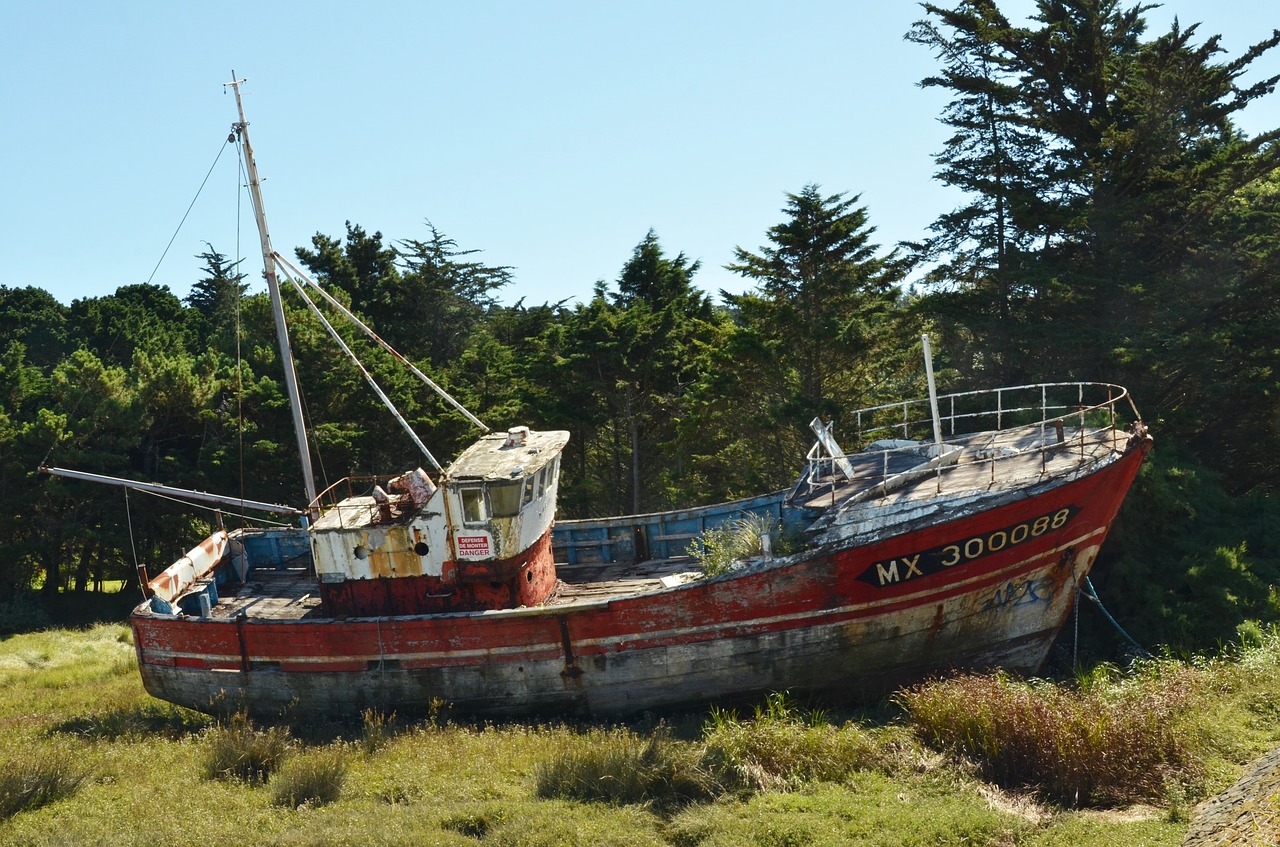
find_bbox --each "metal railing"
[798,383,1143,504]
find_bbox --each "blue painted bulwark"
[552,490,812,565]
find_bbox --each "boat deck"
[793,425,1127,512]
[203,556,699,622]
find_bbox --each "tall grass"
[702,692,900,791]
[0,744,89,820]
[201,712,292,784]
[898,666,1205,807]
[537,694,907,813]
[271,747,348,808]
[688,513,782,576]
[534,723,722,813]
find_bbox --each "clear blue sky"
[2,1,1276,309]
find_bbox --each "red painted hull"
[130,436,1149,718]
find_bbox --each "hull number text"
[857,506,1079,587]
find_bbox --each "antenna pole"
[922,334,945,456]
[226,73,318,516]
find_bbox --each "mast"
[226,74,319,515]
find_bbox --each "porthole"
[414,542,430,556]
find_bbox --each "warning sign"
[456,534,492,558]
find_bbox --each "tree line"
[3,0,1279,650]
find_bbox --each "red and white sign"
[456,534,492,558]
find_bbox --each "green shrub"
[535,723,721,813]
[271,747,347,808]
[898,669,1203,807]
[0,744,89,819]
[201,712,291,784]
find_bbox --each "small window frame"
[458,485,489,525]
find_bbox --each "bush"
[898,668,1204,807]
[0,745,89,820]
[535,723,722,813]
[201,712,291,784]
[271,747,347,808]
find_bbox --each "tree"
[907,1,1047,381]
[910,1,1280,492]
[185,245,248,352]
[727,185,905,424]
[393,223,513,366]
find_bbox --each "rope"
[1080,575,1152,658]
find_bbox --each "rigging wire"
[235,141,248,515]
[145,137,231,287]
[279,271,443,472]
[41,134,233,470]
[273,251,489,434]
[125,489,145,601]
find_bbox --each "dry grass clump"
[201,712,291,785]
[702,692,892,791]
[898,667,1204,807]
[270,747,348,808]
[534,723,722,813]
[0,744,89,820]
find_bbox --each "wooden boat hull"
[130,434,1149,718]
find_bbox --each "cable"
[126,489,145,601]
[145,137,231,286]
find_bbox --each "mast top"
[224,72,320,515]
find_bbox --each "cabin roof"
[447,429,569,483]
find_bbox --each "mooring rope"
[1080,575,1151,658]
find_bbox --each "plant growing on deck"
[688,513,781,577]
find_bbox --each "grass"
[202,712,292,784]
[688,512,785,576]
[3,623,1280,845]
[271,747,348,808]
[535,723,722,813]
[0,743,89,820]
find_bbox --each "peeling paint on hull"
[131,437,1148,719]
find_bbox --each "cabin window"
[522,475,536,506]
[460,486,488,524]
[489,480,523,517]
[536,465,549,499]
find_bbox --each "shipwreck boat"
[45,78,1152,719]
